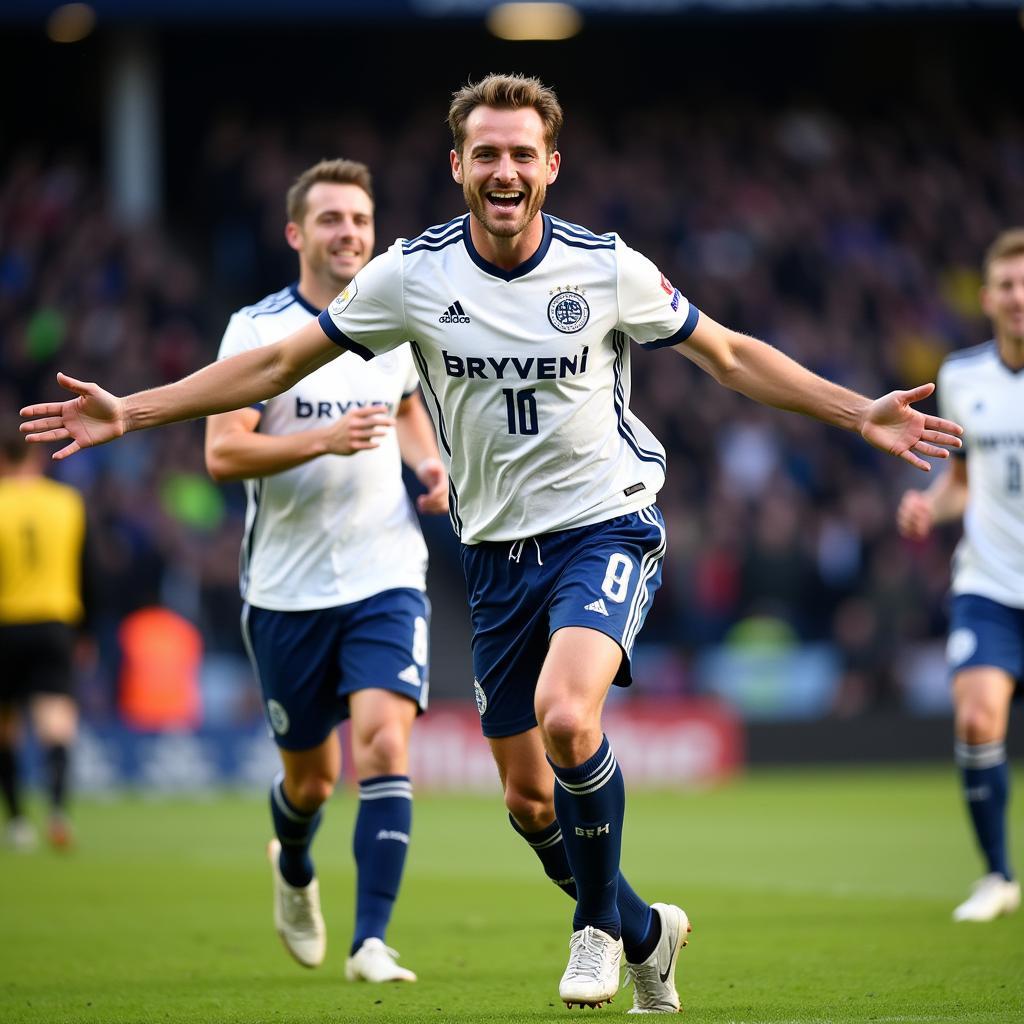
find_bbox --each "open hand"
[860,383,963,471]
[20,373,127,460]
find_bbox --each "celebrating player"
[897,228,1023,923]
[205,159,447,980]
[22,74,963,1010]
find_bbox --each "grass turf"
[1,766,1022,1023]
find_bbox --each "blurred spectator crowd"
[2,94,1023,723]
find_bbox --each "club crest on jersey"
[328,280,358,316]
[548,288,590,334]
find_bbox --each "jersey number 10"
[502,388,539,436]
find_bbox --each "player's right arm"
[21,318,343,461]
[204,405,395,483]
[897,456,969,541]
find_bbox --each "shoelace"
[564,927,613,979]
[284,888,319,930]
[621,960,669,1009]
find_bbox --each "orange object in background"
[118,607,203,731]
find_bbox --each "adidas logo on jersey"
[584,598,609,616]
[398,664,422,686]
[439,300,471,324]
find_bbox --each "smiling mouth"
[486,191,525,210]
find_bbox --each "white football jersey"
[938,340,1024,608]
[318,214,699,544]
[217,284,427,611]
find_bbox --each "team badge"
[267,699,290,736]
[473,680,488,716]
[947,627,978,667]
[547,290,590,334]
[328,280,358,316]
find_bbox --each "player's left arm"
[675,313,963,471]
[395,391,447,514]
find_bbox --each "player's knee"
[957,703,1002,744]
[537,705,587,751]
[504,788,555,831]
[358,723,409,776]
[288,773,336,810]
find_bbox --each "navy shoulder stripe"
[548,215,614,243]
[239,286,294,319]
[403,231,464,256]
[403,216,465,250]
[551,230,616,252]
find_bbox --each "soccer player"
[21,75,963,1010]
[0,436,93,851]
[204,158,447,981]
[897,228,1024,923]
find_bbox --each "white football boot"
[952,873,1021,922]
[559,925,623,1009]
[623,903,691,1013]
[5,817,37,852]
[267,838,326,967]
[345,937,417,982]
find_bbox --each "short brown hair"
[448,73,563,156]
[983,228,1024,280]
[286,159,374,225]
[1,433,31,466]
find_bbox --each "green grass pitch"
[2,766,1022,1023]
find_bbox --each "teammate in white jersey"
[22,74,963,1011]
[205,159,447,981]
[897,228,1024,924]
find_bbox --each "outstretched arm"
[21,319,342,460]
[676,314,963,470]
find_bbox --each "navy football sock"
[44,744,70,812]
[508,813,655,957]
[351,775,413,954]
[269,772,323,888]
[0,745,21,820]
[509,813,578,898]
[549,735,625,940]
[619,878,658,963]
[956,740,1012,880]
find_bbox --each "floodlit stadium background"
[2,0,1023,788]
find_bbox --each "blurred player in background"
[204,159,447,981]
[21,75,963,1011]
[897,228,1024,923]
[0,436,94,851]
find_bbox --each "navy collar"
[290,282,322,316]
[463,213,553,282]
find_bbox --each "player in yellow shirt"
[0,435,93,850]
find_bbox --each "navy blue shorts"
[947,593,1024,684]
[241,588,430,751]
[460,507,666,739]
